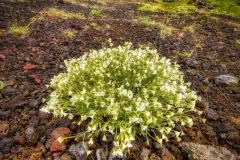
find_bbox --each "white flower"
[40,107,50,113]
[129,117,143,123]
[137,103,147,111]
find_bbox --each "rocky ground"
[0,0,240,160]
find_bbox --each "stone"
[185,58,199,68]
[0,121,9,136]
[186,69,197,76]
[141,148,151,160]
[161,147,176,160]
[235,102,240,108]
[196,98,209,110]
[14,135,25,145]
[203,108,219,120]
[181,142,236,160]
[29,151,43,160]
[201,125,216,137]
[96,148,108,160]
[99,132,114,146]
[232,94,240,102]
[50,127,72,152]
[226,132,240,142]
[25,126,39,144]
[51,127,72,139]
[108,154,125,160]
[215,75,238,86]
[68,143,87,160]
[60,153,72,160]
[150,153,161,160]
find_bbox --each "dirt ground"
[0,0,240,159]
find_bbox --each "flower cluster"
[42,41,201,155]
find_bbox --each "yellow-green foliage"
[138,17,174,37]
[9,24,29,36]
[137,0,240,18]
[0,81,4,91]
[63,29,77,38]
[46,8,83,19]
[42,42,201,156]
[182,25,195,33]
[236,39,240,45]
[91,8,101,17]
[206,0,240,18]
[137,0,197,14]
[179,51,193,58]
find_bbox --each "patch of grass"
[0,81,4,91]
[137,0,197,14]
[138,17,175,37]
[63,29,77,38]
[137,0,240,18]
[9,24,29,36]
[182,24,195,33]
[45,7,83,19]
[90,8,101,17]
[236,39,240,45]
[206,0,240,18]
[179,51,193,58]
[224,20,240,29]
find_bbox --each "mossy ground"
[137,0,240,18]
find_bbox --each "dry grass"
[63,29,78,38]
[9,24,29,36]
[138,17,175,37]
[45,7,83,19]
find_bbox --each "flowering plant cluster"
[42,42,201,155]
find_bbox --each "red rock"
[23,63,38,72]
[51,127,72,139]
[0,54,5,61]
[40,42,45,47]
[50,127,72,152]
[50,138,67,152]
[31,47,39,53]
[29,75,41,84]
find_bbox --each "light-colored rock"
[161,147,176,160]
[203,108,219,120]
[25,126,39,144]
[181,142,236,160]
[150,153,161,160]
[141,148,151,160]
[96,148,108,160]
[69,143,87,160]
[215,75,238,86]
